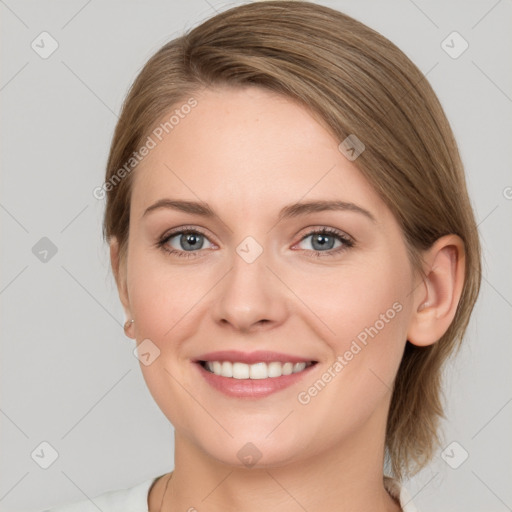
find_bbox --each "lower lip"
[195,362,317,399]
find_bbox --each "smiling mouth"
[199,360,317,379]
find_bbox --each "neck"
[161,403,401,512]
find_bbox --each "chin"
[206,440,302,470]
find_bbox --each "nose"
[212,244,289,334]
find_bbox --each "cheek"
[294,257,410,349]
[127,249,207,340]
[297,256,411,400]
[125,251,206,430]
[296,257,412,419]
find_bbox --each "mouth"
[198,360,317,379]
[192,351,319,398]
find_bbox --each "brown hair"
[103,0,481,479]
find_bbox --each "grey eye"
[299,232,343,251]
[167,231,213,252]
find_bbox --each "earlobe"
[110,238,133,334]
[407,235,466,347]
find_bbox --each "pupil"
[182,233,201,250]
[313,234,333,250]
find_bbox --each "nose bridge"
[212,232,287,330]
[227,233,271,305]
[235,234,265,266]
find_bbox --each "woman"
[45,1,481,511]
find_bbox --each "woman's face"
[119,86,419,468]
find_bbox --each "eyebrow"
[143,199,376,223]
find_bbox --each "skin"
[111,86,465,512]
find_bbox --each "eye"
[156,226,354,259]
[157,227,215,259]
[295,227,354,257]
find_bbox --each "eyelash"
[155,226,355,259]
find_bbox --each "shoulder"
[42,475,164,512]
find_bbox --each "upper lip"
[194,350,317,365]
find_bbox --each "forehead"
[131,86,388,221]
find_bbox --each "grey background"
[1,0,511,511]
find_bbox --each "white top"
[43,475,419,511]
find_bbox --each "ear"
[110,238,134,338]
[407,234,466,347]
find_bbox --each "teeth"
[249,362,267,380]
[203,360,312,379]
[282,362,294,375]
[233,362,250,379]
[221,361,232,377]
